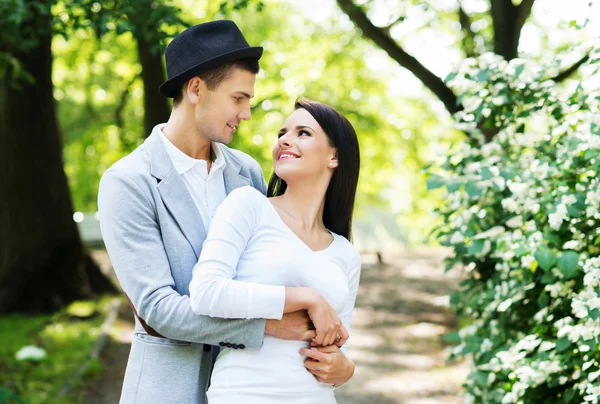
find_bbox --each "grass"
[0,297,114,404]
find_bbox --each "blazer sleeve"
[189,187,286,319]
[98,169,266,347]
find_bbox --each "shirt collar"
[155,124,226,175]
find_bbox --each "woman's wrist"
[284,287,320,312]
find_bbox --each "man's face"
[194,68,256,144]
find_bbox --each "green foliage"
[51,0,456,240]
[0,298,112,404]
[430,44,600,402]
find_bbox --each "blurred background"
[0,0,597,403]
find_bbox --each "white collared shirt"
[156,124,227,232]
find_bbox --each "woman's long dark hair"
[267,99,360,240]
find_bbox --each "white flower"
[563,194,577,205]
[549,204,568,230]
[563,240,582,250]
[497,298,513,312]
[15,345,47,362]
[506,216,523,228]
[524,220,537,232]
[502,198,519,213]
[521,255,535,269]
[573,298,589,318]
[450,231,465,244]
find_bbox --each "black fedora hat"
[159,20,263,98]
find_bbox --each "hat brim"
[158,46,263,98]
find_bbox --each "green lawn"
[0,298,113,404]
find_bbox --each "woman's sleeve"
[337,250,362,355]
[189,186,285,320]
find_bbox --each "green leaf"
[563,388,576,402]
[567,205,582,218]
[447,179,464,193]
[556,337,572,353]
[465,181,484,198]
[426,175,445,190]
[534,248,557,271]
[475,70,489,82]
[584,149,600,160]
[514,246,528,257]
[468,240,485,255]
[541,272,556,284]
[590,309,600,321]
[470,370,489,386]
[445,71,458,84]
[442,332,461,344]
[557,250,579,279]
[481,166,494,180]
[514,64,525,77]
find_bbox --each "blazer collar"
[143,127,253,257]
[218,144,253,193]
[144,127,205,258]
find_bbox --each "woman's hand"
[306,292,349,346]
[299,344,355,386]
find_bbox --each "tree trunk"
[136,38,171,137]
[0,1,115,313]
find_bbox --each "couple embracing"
[98,20,361,404]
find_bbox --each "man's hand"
[265,310,316,341]
[299,345,355,386]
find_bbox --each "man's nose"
[239,104,251,121]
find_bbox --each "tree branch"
[515,0,536,34]
[381,15,405,36]
[458,1,476,57]
[491,0,536,60]
[550,53,590,82]
[336,0,460,114]
[115,73,140,141]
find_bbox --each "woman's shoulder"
[224,186,269,212]
[228,185,266,199]
[330,233,361,265]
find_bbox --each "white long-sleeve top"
[189,186,361,404]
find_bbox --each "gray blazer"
[98,131,268,404]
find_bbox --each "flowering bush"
[429,44,600,403]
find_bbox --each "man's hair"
[172,58,259,107]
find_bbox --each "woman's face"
[272,108,338,183]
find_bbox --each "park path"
[84,248,468,403]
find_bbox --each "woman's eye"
[299,130,310,136]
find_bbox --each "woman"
[189,99,361,403]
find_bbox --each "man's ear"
[186,77,206,104]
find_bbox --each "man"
[98,20,354,404]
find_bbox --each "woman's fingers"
[336,324,349,347]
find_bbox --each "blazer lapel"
[145,130,206,259]
[221,145,252,194]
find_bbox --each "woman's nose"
[278,134,291,147]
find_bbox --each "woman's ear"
[328,155,339,168]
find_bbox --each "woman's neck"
[273,180,329,232]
